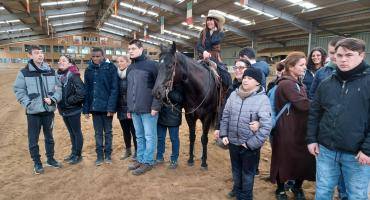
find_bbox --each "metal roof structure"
[0,0,369,50]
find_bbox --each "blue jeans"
[315,145,370,200]
[156,124,180,162]
[132,113,158,165]
[92,113,113,158]
[27,112,55,164]
[229,143,259,200]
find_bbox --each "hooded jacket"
[13,60,62,114]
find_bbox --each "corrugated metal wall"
[221,32,370,65]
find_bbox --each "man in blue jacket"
[307,38,370,200]
[13,45,62,174]
[126,40,161,175]
[83,48,118,166]
[239,47,269,89]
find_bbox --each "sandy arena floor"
[3,68,356,200]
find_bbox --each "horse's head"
[153,42,177,101]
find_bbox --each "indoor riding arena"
[0,0,369,200]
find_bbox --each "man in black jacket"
[126,40,161,175]
[307,38,370,200]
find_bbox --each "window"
[105,48,113,55]
[83,36,89,42]
[9,47,22,53]
[90,37,98,42]
[0,58,11,63]
[66,46,78,54]
[22,58,28,63]
[81,46,90,54]
[83,60,90,64]
[40,45,50,53]
[115,49,121,55]
[11,58,23,63]
[53,45,64,53]
[24,45,31,52]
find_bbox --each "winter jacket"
[83,59,118,114]
[270,75,315,183]
[196,30,224,56]
[117,68,129,120]
[57,66,85,117]
[308,61,336,99]
[307,61,370,156]
[219,87,272,150]
[13,60,62,114]
[127,54,161,113]
[158,86,184,127]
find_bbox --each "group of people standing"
[12,8,369,200]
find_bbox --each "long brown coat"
[270,75,315,183]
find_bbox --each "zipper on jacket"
[341,80,347,96]
[236,98,245,142]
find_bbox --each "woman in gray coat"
[220,68,272,200]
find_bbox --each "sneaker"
[120,149,132,160]
[132,164,153,175]
[105,156,112,164]
[64,154,74,162]
[128,161,141,170]
[46,158,62,168]
[69,155,82,165]
[95,157,104,166]
[275,190,288,200]
[34,163,44,175]
[291,187,306,200]
[168,160,178,169]
[227,190,235,199]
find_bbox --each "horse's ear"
[171,42,176,54]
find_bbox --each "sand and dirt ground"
[1,67,357,200]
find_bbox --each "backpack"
[267,83,301,129]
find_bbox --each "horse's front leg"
[186,115,196,166]
[201,121,211,170]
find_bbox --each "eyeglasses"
[233,65,247,70]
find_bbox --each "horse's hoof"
[200,166,208,171]
[187,160,194,166]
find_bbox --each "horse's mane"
[175,52,208,72]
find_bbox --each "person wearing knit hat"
[242,67,263,86]
[219,65,272,199]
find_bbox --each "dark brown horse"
[153,43,225,169]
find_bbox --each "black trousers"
[119,119,137,150]
[62,113,83,156]
[27,112,55,164]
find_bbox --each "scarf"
[117,67,128,79]
[237,85,259,100]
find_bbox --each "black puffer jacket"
[57,68,85,117]
[307,61,370,156]
[158,86,183,127]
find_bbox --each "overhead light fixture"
[47,12,86,19]
[52,20,84,26]
[234,2,276,19]
[100,28,126,36]
[0,19,21,24]
[41,0,88,7]
[181,22,203,31]
[3,28,31,33]
[120,2,158,17]
[139,39,159,46]
[149,35,172,43]
[104,22,132,32]
[285,0,317,9]
[111,15,143,26]
[0,6,5,10]
[163,30,190,39]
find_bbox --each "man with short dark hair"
[83,47,118,166]
[307,38,370,200]
[239,47,269,89]
[126,39,161,175]
[14,45,62,174]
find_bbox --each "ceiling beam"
[150,33,193,47]
[44,5,98,16]
[106,18,141,32]
[54,23,94,32]
[246,0,314,32]
[96,0,115,30]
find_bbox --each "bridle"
[161,53,212,115]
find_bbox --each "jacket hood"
[28,59,50,72]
